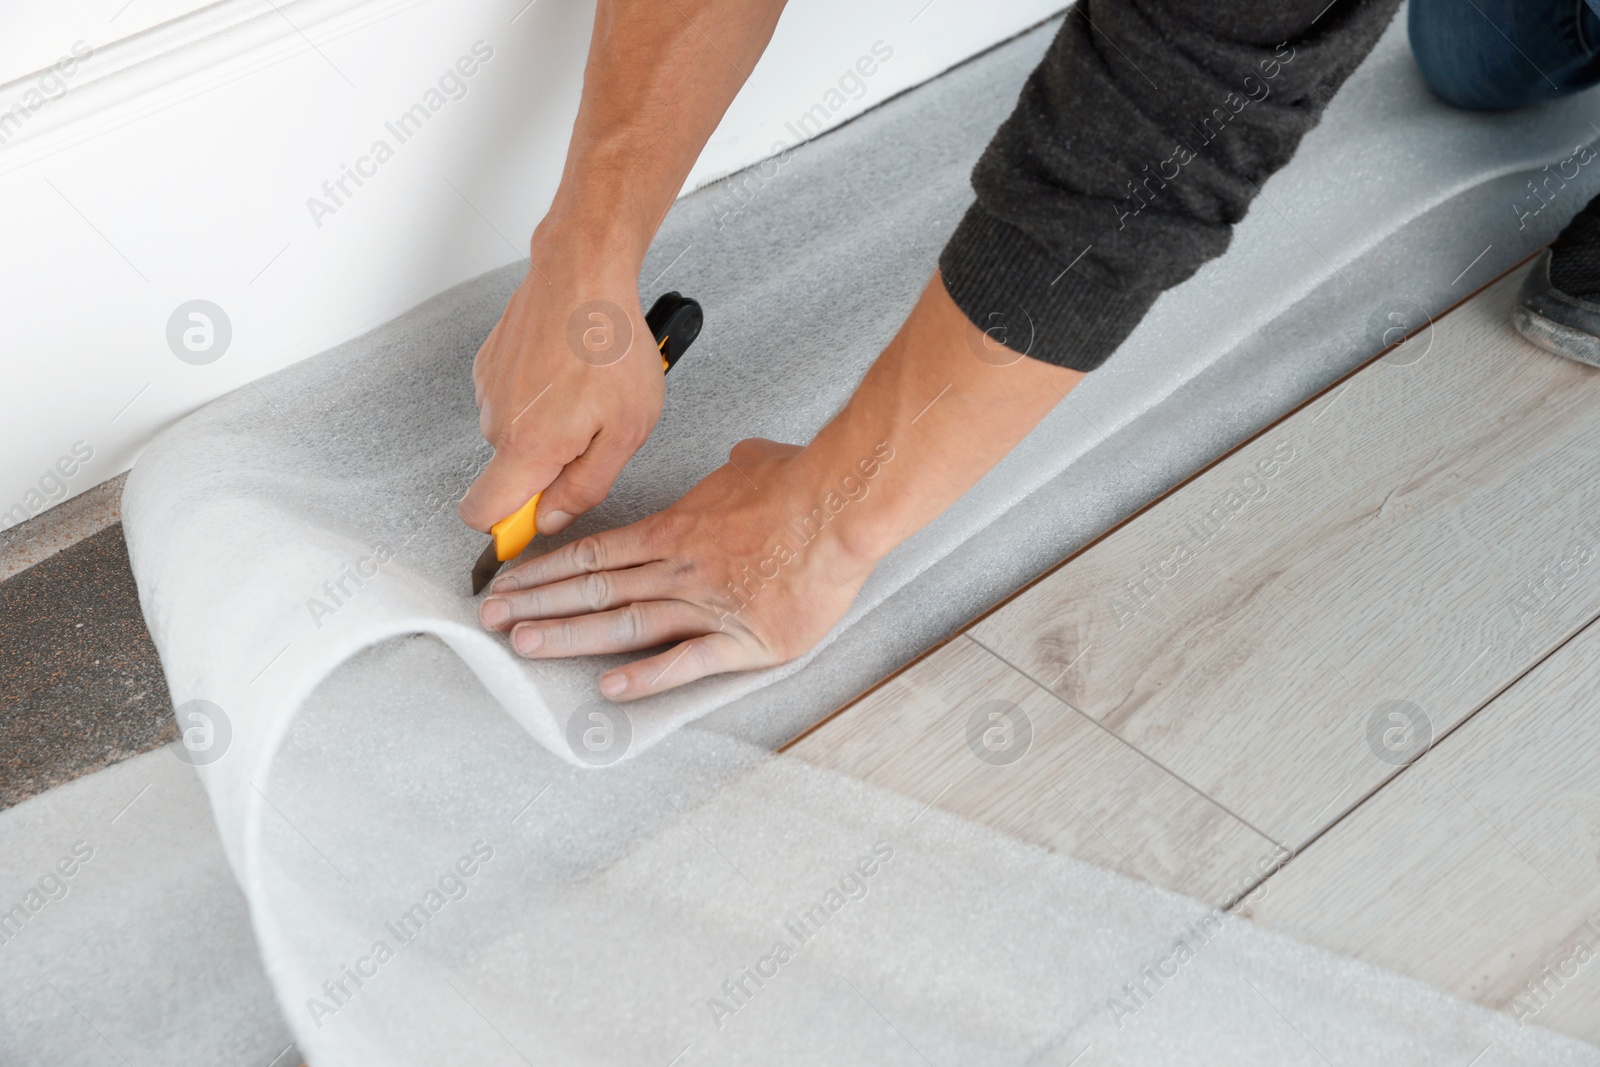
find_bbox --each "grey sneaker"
[1515,194,1600,368]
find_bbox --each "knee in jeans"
[1407,0,1554,110]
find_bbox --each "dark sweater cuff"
[938,205,1157,372]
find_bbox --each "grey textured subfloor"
[0,472,126,582]
[0,521,172,810]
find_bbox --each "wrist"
[535,136,675,272]
[782,432,906,571]
[778,274,1082,571]
[529,212,645,282]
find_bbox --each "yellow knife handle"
[490,491,541,562]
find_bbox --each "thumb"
[459,447,565,533]
[535,429,640,535]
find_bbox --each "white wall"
[0,0,1062,530]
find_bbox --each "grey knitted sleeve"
[938,0,1402,371]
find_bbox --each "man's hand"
[458,250,663,536]
[478,438,878,698]
[476,275,1086,697]
[457,0,788,536]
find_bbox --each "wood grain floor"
[787,262,1600,1043]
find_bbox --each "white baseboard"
[0,0,446,174]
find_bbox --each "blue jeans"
[1410,0,1600,109]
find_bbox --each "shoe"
[1514,193,1600,368]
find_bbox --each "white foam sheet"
[116,9,1600,1063]
[0,745,292,1066]
[259,637,1597,1065]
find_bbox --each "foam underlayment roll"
[117,10,1600,1063]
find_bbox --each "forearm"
[789,275,1084,568]
[538,0,790,267]
[460,0,786,534]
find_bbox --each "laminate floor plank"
[968,267,1600,846]
[1239,615,1600,1044]
[787,635,1283,906]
